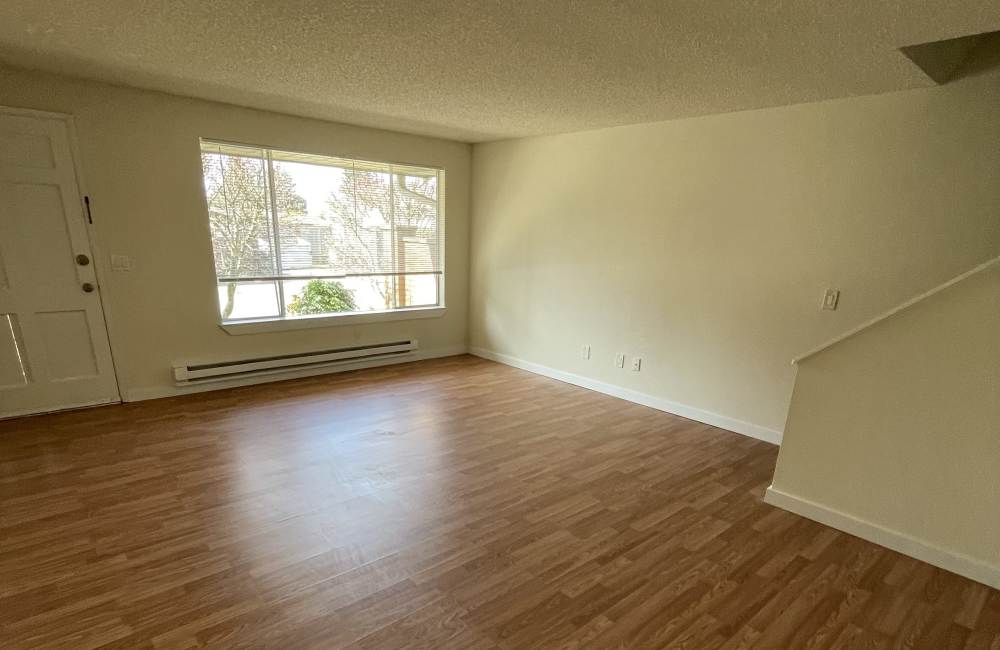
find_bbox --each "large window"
[199,140,444,325]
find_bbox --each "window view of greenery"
[287,279,357,315]
[199,142,443,322]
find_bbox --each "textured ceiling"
[1,1,999,142]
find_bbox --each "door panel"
[37,310,100,380]
[10,182,79,291]
[0,109,119,418]
[0,129,55,169]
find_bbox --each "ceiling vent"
[900,30,1000,84]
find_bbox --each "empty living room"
[1,2,999,648]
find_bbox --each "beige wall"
[469,59,1000,437]
[769,263,1000,586]
[0,66,471,400]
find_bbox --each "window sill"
[220,306,446,335]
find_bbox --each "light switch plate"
[822,288,840,310]
[110,254,133,272]
[631,357,642,371]
[581,344,591,360]
[615,353,625,368]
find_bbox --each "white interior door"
[0,109,120,418]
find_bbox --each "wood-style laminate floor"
[1,355,997,649]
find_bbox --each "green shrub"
[287,279,357,315]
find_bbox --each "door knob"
[76,254,90,266]
[82,283,95,293]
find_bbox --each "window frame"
[198,139,447,333]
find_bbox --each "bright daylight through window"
[199,141,444,323]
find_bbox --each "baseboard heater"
[172,339,418,384]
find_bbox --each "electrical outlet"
[631,357,642,371]
[822,288,840,311]
[581,344,591,360]
[615,353,625,369]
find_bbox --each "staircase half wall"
[767,258,999,588]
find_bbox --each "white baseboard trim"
[764,486,1000,589]
[469,347,782,445]
[125,345,468,402]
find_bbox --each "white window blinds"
[199,140,444,321]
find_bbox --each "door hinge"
[83,196,94,224]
